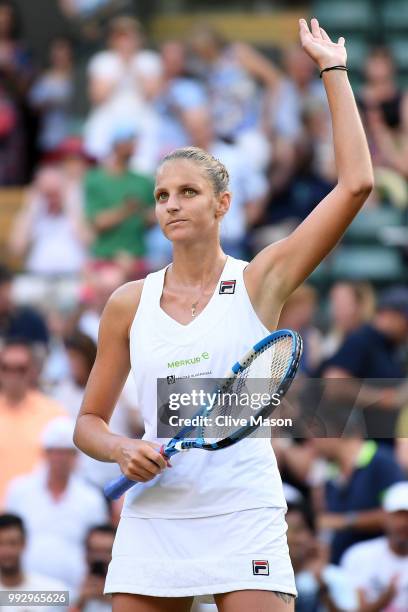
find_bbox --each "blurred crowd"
[0,1,407,611]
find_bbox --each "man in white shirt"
[0,513,68,612]
[4,417,109,595]
[341,481,408,612]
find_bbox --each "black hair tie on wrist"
[319,65,348,78]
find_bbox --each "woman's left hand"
[299,17,347,71]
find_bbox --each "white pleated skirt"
[104,507,297,603]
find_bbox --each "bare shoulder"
[100,279,145,338]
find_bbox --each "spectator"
[51,331,143,487]
[84,127,155,271]
[278,284,323,375]
[321,282,375,360]
[182,108,267,259]
[323,286,408,379]
[0,513,68,612]
[312,435,405,564]
[129,41,208,175]
[359,47,408,180]
[77,263,127,341]
[341,481,408,611]
[286,502,358,611]
[87,15,159,103]
[0,84,24,185]
[0,265,49,346]
[0,1,33,98]
[73,524,116,612]
[322,286,408,438]
[5,417,109,592]
[0,339,66,506]
[267,45,327,143]
[8,165,89,276]
[0,0,34,182]
[188,24,278,153]
[255,105,334,248]
[29,36,75,153]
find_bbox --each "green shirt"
[85,167,155,259]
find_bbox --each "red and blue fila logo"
[252,560,269,575]
[219,280,236,294]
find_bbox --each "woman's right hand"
[114,438,169,483]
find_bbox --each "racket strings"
[199,334,294,443]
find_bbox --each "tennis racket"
[104,328,302,500]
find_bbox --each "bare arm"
[73,282,167,482]
[245,19,373,326]
[8,190,37,257]
[233,42,282,89]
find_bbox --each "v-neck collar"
[158,255,230,329]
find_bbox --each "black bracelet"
[319,65,348,78]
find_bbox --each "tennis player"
[74,18,373,612]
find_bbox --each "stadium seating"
[344,207,404,244]
[330,245,406,282]
[312,1,374,31]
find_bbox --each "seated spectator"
[73,524,116,612]
[341,481,408,611]
[278,284,323,375]
[84,127,155,272]
[29,37,74,153]
[312,434,405,564]
[0,265,49,345]
[5,417,108,593]
[0,339,66,506]
[0,513,68,611]
[286,502,358,611]
[256,111,334,242]
[321,281,375,360]
[8,165,89,276]
[322,286,408,438]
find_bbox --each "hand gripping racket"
[104,329,302,500]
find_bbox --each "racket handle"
[104,474,135,500]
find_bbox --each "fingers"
[118,440,169,483]
[125,454,163,482]
[319,27,331,43]
[298,18,312,47]
[310,17,322,39]
[338,36,345,46]
[144,443,168,470]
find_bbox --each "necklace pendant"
[191,302,198,318]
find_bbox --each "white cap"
[42,417,77,450]
[383,482,408,513]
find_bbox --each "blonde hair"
[159,147,230,195]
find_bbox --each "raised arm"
[246,18,374,323]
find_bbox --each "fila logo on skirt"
[252,560,269,575]
[219,280,236,294]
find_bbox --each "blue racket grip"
[104,474,135,500]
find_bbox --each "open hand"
[299,17,347,72]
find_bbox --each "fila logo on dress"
[252,560,269,575]
[219,280,236,294]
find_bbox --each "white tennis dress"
[104,256,296,601]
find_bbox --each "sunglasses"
[0,363,30,374]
